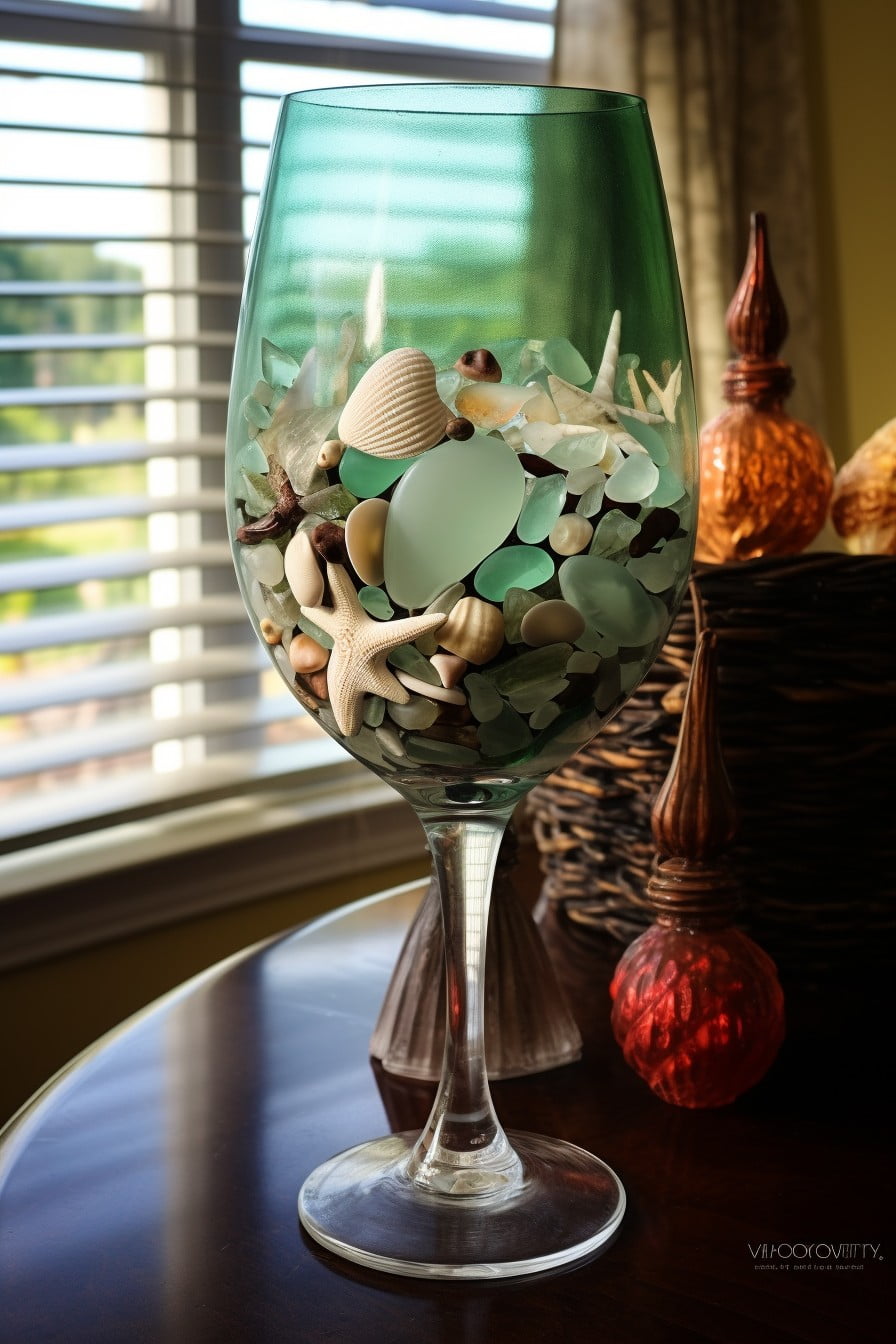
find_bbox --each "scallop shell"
[436,597,505,666]
[338,348,450,460]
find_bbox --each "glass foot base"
[299,1130,625,1280]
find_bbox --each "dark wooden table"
[0,881,891,1344]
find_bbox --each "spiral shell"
[338,348,450,460]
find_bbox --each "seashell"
[455,383,559,432]
[445,416,475,441]
[395,670,466,705]
[431,652,468,688]
[289,633,330,674]
[317,438,345,469]
[344,496,389,587]
[437,596,505,665]
[338,348,450,460]
[455,348,502,382]
[284,529,324,607]
[259,617,284,645]
[550,514,594,556]
[523,421,600,456]
[592,309,621,401]
[309,521,348,566]
[831,417,896,554]
[520,599,585,648]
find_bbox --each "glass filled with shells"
[226,84,697,1281]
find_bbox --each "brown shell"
[831,418,896,554]
[337,348,450,459]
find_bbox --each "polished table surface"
[0,881,891,1344]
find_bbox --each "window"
[0,0,556,933]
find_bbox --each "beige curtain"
[554,0,824,432]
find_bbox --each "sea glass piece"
[242,541,284,586]
[543,337,591,386]
[519,599,584,647]
[235,440,269,476]
[474,545,554,603]
[575,479,606,517]
[268,404,342,493]
[296,612,335,649]
[436,369,462,405]
[559,555,665,646]
[363,694,386,728]
[626,551,678,593]
[464,672,505,723]
[590,511,642,558]
[660,536,694,574]
[478,702,533,757]
[594,657,623,711]
[240,469,277,517]
[339,446,412,499]
[508,677,569,713]
[485,643,573,695]
[567,464,605,496]
[567,649,600,675]
[387,642,441,684]
[261,337,300,388]
[302,483,358,520]
[648,466,687,507]
[517,474,568,543]
[503,587,543,644]
[241,394,272,431]
[387,696,439,730]
[358,585,394,619]
[530,700,561,730]
[375,722,406,759]
[383,434,525,610]
[618,411,669,465]
[604,453,660,504]
[544,432,608,471]
[405,735,481,766]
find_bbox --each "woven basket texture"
[528,554,896,983]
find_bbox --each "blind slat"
[1,543,234,596]
[0,439,224,472]
[0,384,231,409]
[0,333,235,355]
[0,693,299,782]
[0,596,248,656]
[0,492,226,534]
[0,282,243,298]
[0,648,265,717]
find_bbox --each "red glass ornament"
[609,628,785,1107]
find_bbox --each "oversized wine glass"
[226,84,697,1280]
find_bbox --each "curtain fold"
[554,0,824,433]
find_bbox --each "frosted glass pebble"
[508,677,568,713]
[241,394,272,431]
[363,694,386,728]
[661,536,694,574]
[464,672,505,723]
[604,453,659,504]
[617,411,669,465]
[648,466,687,507]
[549,514,593,556]
[620,660,646,694]
[243,541,284,586]
[436,369,462,404]
[503,587,543,644]
[517,474,567,543]
[593,658,622,711]
[384,434,525,610]
[296,613,334,649]
[474,545,554,602]
[261,583,301,628]
[405,736,480,766]
[575,480,606,517]
[284,529,325,607]
[522,421,563,455]
[520,599,585,647]
[559,555,664,646]
[530,700,561,730]
[478,703,533,758]
[589,511,642,558]
[375,722,406,759]
[544,432,608,470]
[388,642,441,684]
[240,469,276,517]
[626,551,679,593]
[486,643,572,695]
[456,382,544,431]
[234,441,269,477]
[253,379,274,407]
[387,695,439,730]
[567,464,605,495]
[396,670,465,704]
[567,650,600,675]
[261,337,300,388]
[543,337,591,386]
[339,446,411,499]
[358,585,394,619]
[302,483,358,520]
[599,440,625,474]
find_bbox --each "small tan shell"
[317,438,345,469]
[437,596,504,665]
[395,670,466,705]
[338,348,450,459]
[259,617,284,645]
[831,417,896,554]
[344,496,389,587]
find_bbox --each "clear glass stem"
[406,808,523,1198]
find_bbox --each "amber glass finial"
[696,212,834,563]
[610,624,785,1108]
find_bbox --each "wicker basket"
[529,554,896,983]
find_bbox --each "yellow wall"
[802,0,896,460]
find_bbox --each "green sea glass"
[339,447,411,500]
[474,545,554,602]
[517,474,568,543]
[559,555,664,646]
[604,454,659,504]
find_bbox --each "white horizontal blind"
[0,0,556,852]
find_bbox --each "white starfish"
[302,563,446,737]
[643,361,683,423]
